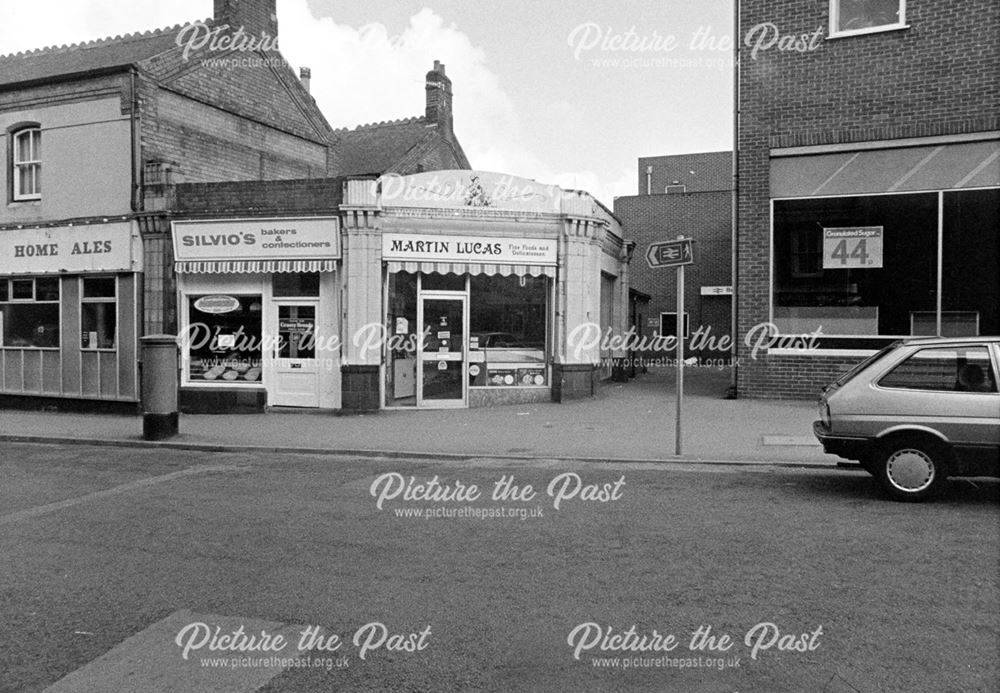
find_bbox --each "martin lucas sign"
[0,222,139,275]
[382,233,557,266]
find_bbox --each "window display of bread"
[221,370,240,381]
[243,366,262,381]
[232,362,252,374]
[203,365,226,380]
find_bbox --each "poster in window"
[822,227,883,269]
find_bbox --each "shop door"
[272,302,320,407]
[417,295,467,407]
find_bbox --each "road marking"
[0,465,243,526]
[44,610,306,693]
[761,435,821,447]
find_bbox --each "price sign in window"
[823,226,884,269]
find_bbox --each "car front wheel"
[876,438,949,502]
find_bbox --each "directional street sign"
[646,238,695,269]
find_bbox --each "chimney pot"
[300,66,311,93]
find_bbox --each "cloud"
[277,2,624,206]
[0,0,626,208]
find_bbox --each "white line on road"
[0,464,244,526]
[43,610,312,693]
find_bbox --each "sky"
[0,0,736,207]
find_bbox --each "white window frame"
[12,127,41,201]
[80,276,119,351]
[829,0,908,39]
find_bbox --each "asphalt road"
[1,442,997,693]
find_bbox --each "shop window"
[830,0,905,36]
[273,272,319,297]
[878,346,997,393]
[774,190,999,347]
[81,277,117,350]
[12,127,42,200]
[385,272,418,406]
[773,193,938,347]
[942,189,999,337]
[469,274,548,387]
[0,277,59,348]
[186,295,262,383]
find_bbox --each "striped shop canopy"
[385,261,556,277]
[175,259,338,274]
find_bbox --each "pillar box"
[140,335,179,440]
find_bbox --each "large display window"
[186,295,263,383]
[468,274,548,387]
[772,188,999,347]
[384,271,551,407]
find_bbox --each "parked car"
[814,336,1000,501]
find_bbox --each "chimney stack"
[299,67,311,93]
[425,60,453,139]
[213,0,278,39]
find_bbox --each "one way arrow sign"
[646,238,695,269]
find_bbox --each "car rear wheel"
[876,438,949,502]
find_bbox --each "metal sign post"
[646,235,696,457]
[676,256,684,456]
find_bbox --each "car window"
[833,342,899,387]
[878,346,998,393]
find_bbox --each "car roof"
[900,336,999,346]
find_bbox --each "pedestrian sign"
[646,238,695,268]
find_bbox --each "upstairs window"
[830,0,906,37]
[13,127,42,200]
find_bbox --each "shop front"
[740,136,1000,397]
[0,221,142,408]
[339,170,631,410]
[171,216,341,412]
[381,234,557,408]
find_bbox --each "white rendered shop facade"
[169,171,633,412]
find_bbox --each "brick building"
[737,0,1000,397]
[615,152,733,361]
[0,0,469,410]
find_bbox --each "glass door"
[271,302,320,407]
[417,294,467,407]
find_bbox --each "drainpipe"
[726,0,741,399]
[129,67,141,212]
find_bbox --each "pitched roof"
[0,20,335,145]
[329,116,470,177]
[0,23,192,87]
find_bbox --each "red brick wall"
[737,0,1000,398]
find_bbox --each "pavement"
[0,367,838,466]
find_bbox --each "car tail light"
[819,400,831,428]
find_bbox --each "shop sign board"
[172,217,340,261]
[0,222,138,275]
[194,295,241,314]
[646,238,695,268]
[382,233,557,266]
[822,226,883,269]
[700,285,733,296]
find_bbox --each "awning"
[175,259,338,274]
[771,140,1000,198]
[385,261,556,277]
